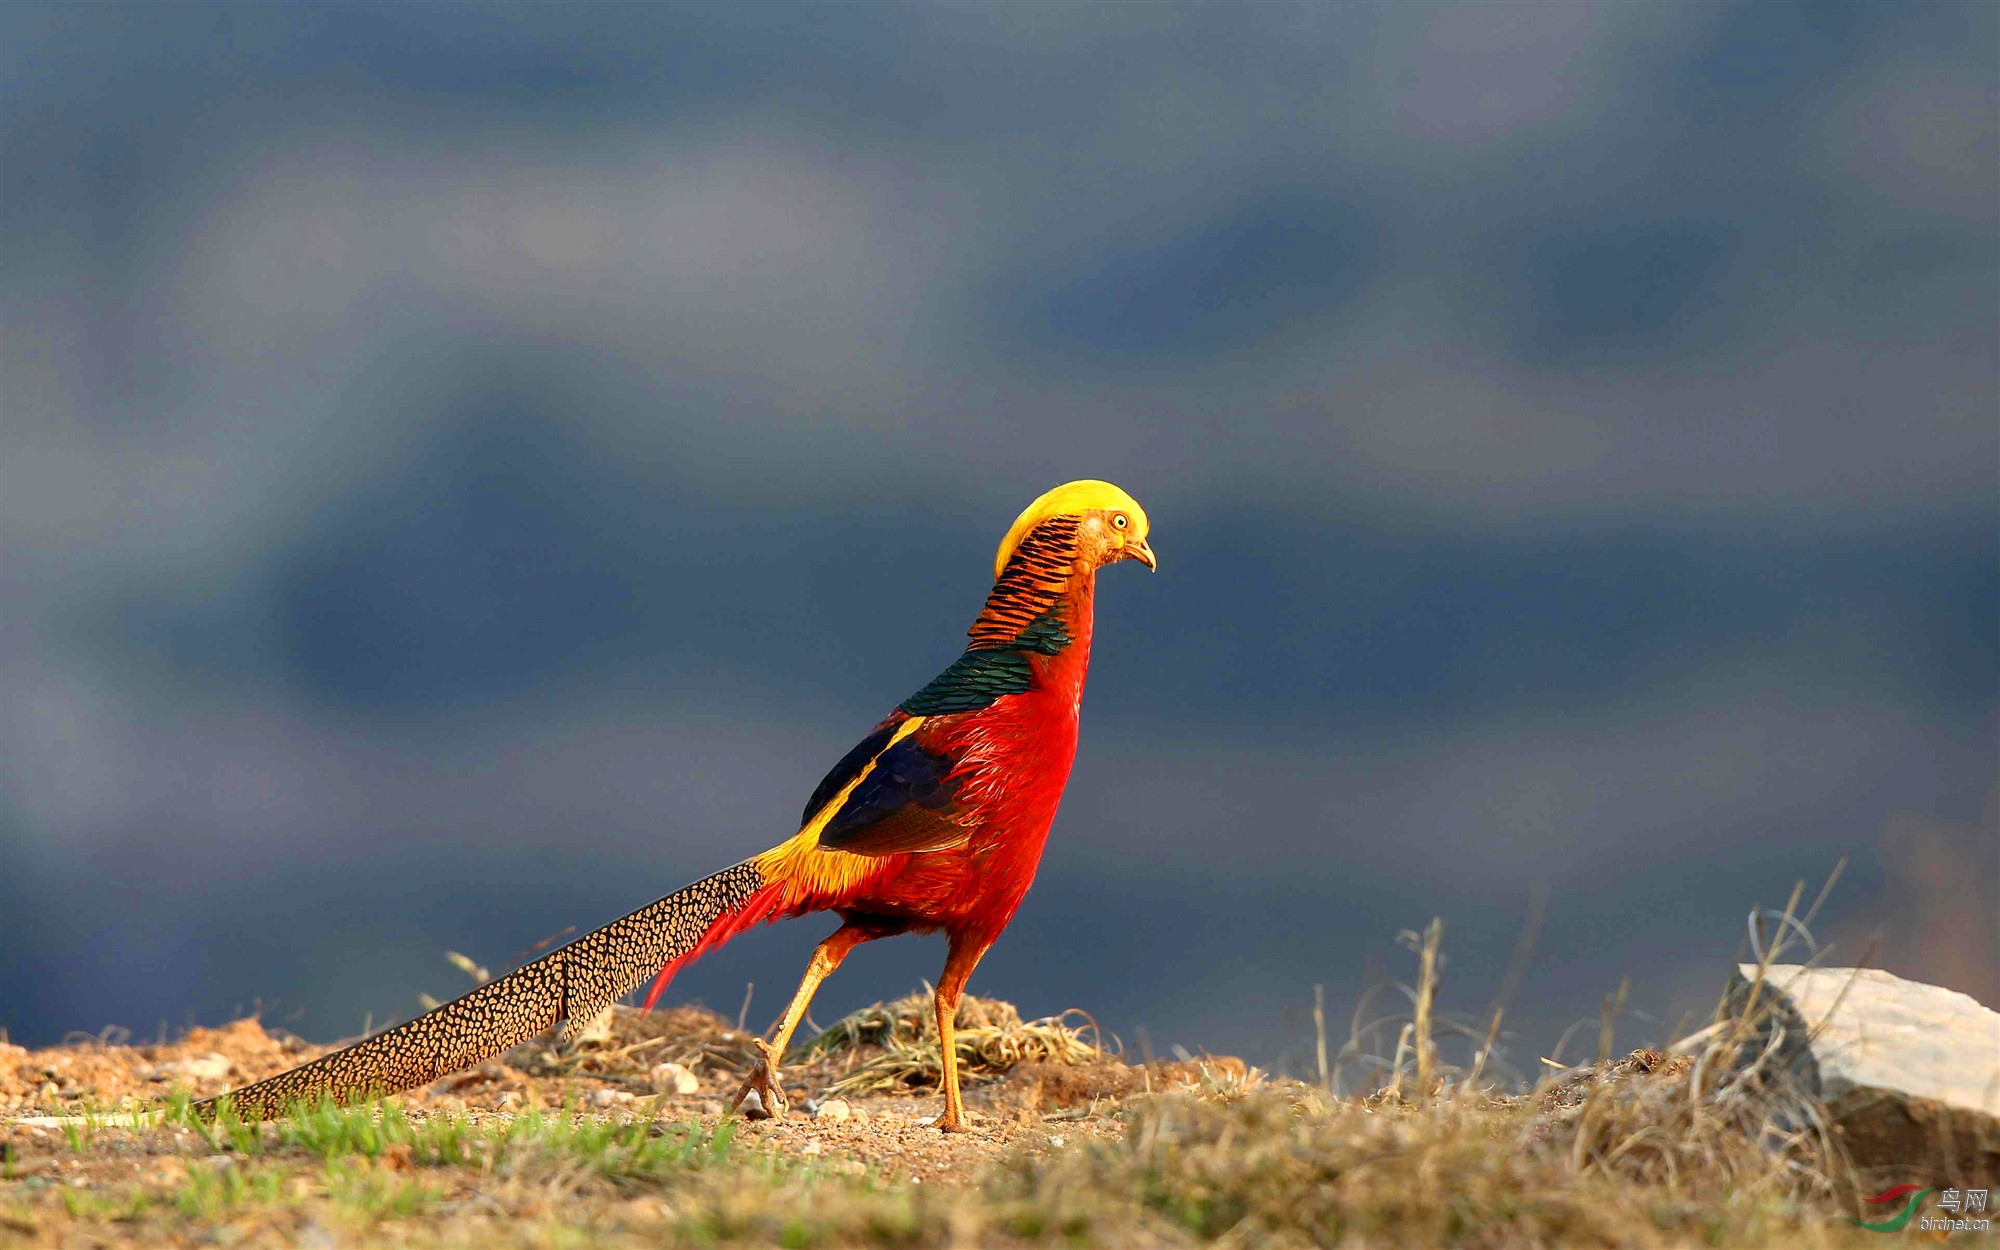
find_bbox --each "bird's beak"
[1128,539,1157,572]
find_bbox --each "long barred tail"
[194,861,774,1123]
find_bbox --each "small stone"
[569,1008,617,1047]
[1049,1134,1066,1148]
[587,1088,635,1109]
[700,1100,724,1117]
[813,1098,852,1123]
[740,1089,772,1120]
[800,1139,823,1155]
[649,1062,699,1095]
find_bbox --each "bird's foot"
[729,1038,788,1121]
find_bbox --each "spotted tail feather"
[193,861,772,1123]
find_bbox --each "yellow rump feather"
[753,717,928,907]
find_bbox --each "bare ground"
[1,993,1889,1248]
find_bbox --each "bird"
[194,479,1154,1131]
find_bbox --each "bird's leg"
[729,923,877,1120]
[932,934,993,1133]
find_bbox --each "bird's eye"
[1112,513,1128,529]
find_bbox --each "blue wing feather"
[801,720,901,828]
[816,735,967,855]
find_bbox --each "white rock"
[649,1062,699,1095]
[587,1088,635,1109]
[813,1098,852,1123]
[1721,965,1999,1182]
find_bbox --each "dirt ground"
[0,996,1240,1192]
[2,992,1890,1249]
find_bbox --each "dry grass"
[989,1079,1881,1249]
[4,870,1894,1245]
[4,1077,1879,1249]
[975,878,1876,1247]
[793,992,1112,1098]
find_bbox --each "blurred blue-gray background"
[3,2,1994,1072]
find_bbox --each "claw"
[728,1038,788,1121]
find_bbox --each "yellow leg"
[730,923,877,1119]
[933,934,992,1133]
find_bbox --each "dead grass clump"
[1515,878,1859,1213]
[510,1003,750,1086]
[1012,1055,1259,1111]
[999,1082,1857,1248]
[794,992,1109,1097]
[1153,876,1860,1246]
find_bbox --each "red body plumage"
[640,570,1098,1012]
[831,572,1095,943]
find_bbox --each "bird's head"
[993,480,1156,580]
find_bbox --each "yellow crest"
[992,480,1150,579]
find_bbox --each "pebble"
[587,1088,635,1109]
[813,1098,852,1123]
[649,1062,699,1095]
[569,1008,617,1047]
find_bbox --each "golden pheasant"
[196,480,1154,1132]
